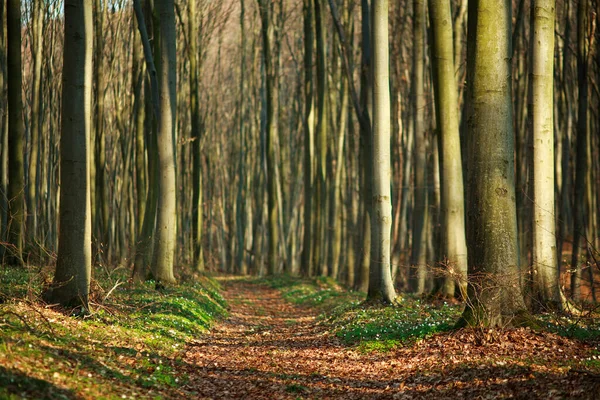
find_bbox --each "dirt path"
[180,278,599,399]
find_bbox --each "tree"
[44,0,93,307]
[366,0,396,304]
[313,0,328,277]
[188,0,205,272]
[257,0,279,275]
[6,0,25,266]
[428,0,467,298]
[409,0,428,294]
[301,0,315,277]
[458,0,529,327]
[530,0,560,309]
[26,0,44,245]
[93,0,109,261]
[151,0,178,285]
[570,0,590,301]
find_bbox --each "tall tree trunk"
[570,0,590,301]
[6,0,25,266]
[27,0,44,247]
[410,0,428,294]
[530,0,560,310]
[313,0,328,277]
[44,0,93,308]
[132,0,160,282]
[458,0,529,327]
[301,0,315,277]
[151,0,178,285]
[189,0,205,272]
[257,0,279,275]
[0,0,7,261]
[93,0,109,262]
[356,0,372,293]
[429,0,468,299]
[367,0,397,303]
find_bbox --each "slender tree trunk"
[410,0,428,294]
[570,0,590,301]
[0,0,7,261]
[356,0,372,293]
[458,0,529,327]
[189,0,205,273]
[26,0,44,247]
[6,0,25,266]
[530,0,560,310]
[429,0,468,299]
[313,0,328,277]
[367,0,397,303]
[151,0,178,285]
[44,0,93,308]
[301,0,315,277]
[257,0,279,275]
[93,0,109,262]
[132,0,160,282]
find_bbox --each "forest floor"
[1,270,600,399]
[180,277,600,399]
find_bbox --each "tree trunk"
[151,0,178,285]
[301,0,315,277]
[93,0,109,262]
[6,0,25,266]
[189,0,205,273]
[257,0,279,275]
[570,0,589,301]
[44,0,93,308]
[530,0,560,310]
[367,0,397,304]
[458,0,530,327]
[428,0,468,299]
[410,0,428,294]
[313,0,328,277]
[26,0,44,246]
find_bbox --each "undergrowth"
[260,275,600,353]
[0,265,227,399]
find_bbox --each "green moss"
[0,266,227,399]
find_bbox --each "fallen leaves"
[181,278,600,399]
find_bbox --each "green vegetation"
[0,266,227,399]
[263,276,600,353]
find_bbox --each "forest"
[0,0,600,398]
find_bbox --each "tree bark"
[301,0,315,277]
[570,0,590,301]
[44,0,93,308]
[458,0,530,327]
[410,0,428,294]
[6,0,25,266]
[151,0,178,285]
[428,0,468,298]
[530,0,560,310]
[367,0,397,304]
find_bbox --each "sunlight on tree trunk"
[458,0,530,328]
[44,0,93,308]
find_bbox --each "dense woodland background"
[0,0,599,316]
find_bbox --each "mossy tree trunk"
[459,0,530,327]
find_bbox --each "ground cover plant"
[0,266,227,399]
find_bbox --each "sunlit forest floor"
[1,269,600,399]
